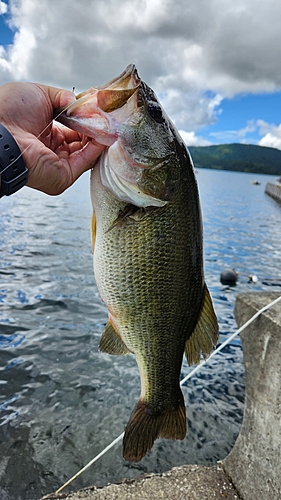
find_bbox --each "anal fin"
[185,283,219,365]
[99,318,131,355]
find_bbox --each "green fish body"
[57,65,219,462]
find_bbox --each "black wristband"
[0,123,28,198]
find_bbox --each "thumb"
[35,83,76,110]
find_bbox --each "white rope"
[55,432,125,494]
[55,294,281,494]
[180,294,281,385]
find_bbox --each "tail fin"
[123,396,186,462]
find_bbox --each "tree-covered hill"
[188,143,281,175]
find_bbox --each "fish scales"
[56,64,219,462]
[91,152,203,441]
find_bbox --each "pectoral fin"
[106,204,154,233]
[185,284,219,365]
[106,204,139,233]
[99,318,131,355]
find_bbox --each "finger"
[51,124,82,148]
[51,124,102,154]
[65,141,105,180]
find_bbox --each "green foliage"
[188,143,281,175]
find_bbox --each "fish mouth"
[54,64,141,145]
[95,64,141,113]
[74,64,141,113]
[98,64,140,91]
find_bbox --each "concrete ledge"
[42,464,240,500]
[223,292,281,500]
[265,182,281,202]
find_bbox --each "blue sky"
[201,92,281,145]
[217,93,281,129]
[1,0,281,150]
[0,2,12,46]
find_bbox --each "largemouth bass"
[56,65,219,462]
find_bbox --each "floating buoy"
[220,269,238,286]
[248,275,258,283]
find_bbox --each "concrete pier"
[223,292,281,500]
[42,465,240,500]
[265,181,281,202]
[41,292,281,500]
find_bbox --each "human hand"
[0,82,105,195]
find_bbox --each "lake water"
[0,168,281,500]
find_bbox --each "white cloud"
[0,1,8,15]
[179,130,211,147]
[257,120,281,150]
[207,119,281,151]
[7,28,36,79]
[209,120,258,143]
[237,121,257,137]
[259,133,281,150]
[0,0,281,133]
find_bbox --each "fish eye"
[147,103,164,123]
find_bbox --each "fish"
[56,64,219,462]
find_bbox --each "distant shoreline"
[188,143,281,176]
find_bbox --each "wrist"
[0,123,28,197]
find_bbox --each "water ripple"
[0,171,280,499]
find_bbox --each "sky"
[1,0,281,149]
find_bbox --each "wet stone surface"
[41,464,242,500]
